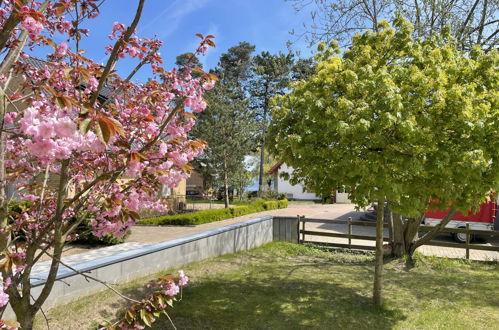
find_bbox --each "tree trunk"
[258,104,268,197]
[404,217,420,254]
[258,134,266,196]
[223,157,229,208]
[373,198,384,306]
[17,309,35,330]
[391,213,406,257]
[0,93,8,251]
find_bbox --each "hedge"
[139,199,288,226]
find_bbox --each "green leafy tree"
[190,43,257,207]
[269,17,498,304]
[231,163,254,200]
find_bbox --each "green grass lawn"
[37,242,499,329]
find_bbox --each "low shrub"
[140,208,233,226]
[263,201,279,210]
[278,199,288,208]
[230,206,252,217]
[139,199,289,226]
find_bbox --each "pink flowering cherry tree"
[0,1,216,328]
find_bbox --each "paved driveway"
[128,202,498,261]
[41,203,497,265]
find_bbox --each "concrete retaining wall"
[6,215,299,318]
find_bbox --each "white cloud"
[141,0,210,38]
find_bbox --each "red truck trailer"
[424,200,498,243]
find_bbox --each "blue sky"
[59,0,313,81]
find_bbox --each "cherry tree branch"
[88,0,145,107]
[42,250,141,304]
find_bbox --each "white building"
[267,162,351,202]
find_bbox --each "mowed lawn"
[38,242,499,330]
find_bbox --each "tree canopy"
[269,17,499,218]
[190,42,257,207]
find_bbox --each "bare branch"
[88,0,145,107]
[42,250,141,304]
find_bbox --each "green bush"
[230,206,251,217]
[140,208,233,226]
[139,199,289,226]
[278,199,288,208]
[263,201,279,210]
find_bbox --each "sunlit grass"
[38,242,499,330]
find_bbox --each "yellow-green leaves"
[268,18,499,217]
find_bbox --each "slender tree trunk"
[258,105,268,197]
[373,198,384,305]
[258,134,266,196]
[0,92,8,251]
[223,156,229,208]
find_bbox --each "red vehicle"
[424,199,498,243]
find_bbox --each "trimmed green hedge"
[139,199,288,226]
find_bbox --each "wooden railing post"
[348,217,352,248]
[301,216,305,244]
[466,223,470,260]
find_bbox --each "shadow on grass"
[96,245,498,330]
[156,276,403,329]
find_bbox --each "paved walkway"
[32,203,498,275]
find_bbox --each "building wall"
[335,189,351,203]
[276,164,321,200]
[186,171,204,192]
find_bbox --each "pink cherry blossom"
[165,283,179,296]
[202,80,215,90]
[54,42,68,57]
[4,112,17,125]
[54,117,76,138]
[21,16,43,39]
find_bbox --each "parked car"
[186,190,207,200]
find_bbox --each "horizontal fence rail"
[298,217,499,259]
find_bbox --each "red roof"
[266,162,283,175]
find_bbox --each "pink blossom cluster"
[19,105,103,161]
[0,274,10,308]
[21,16,44,40]
[54,42,68,57]
[117,270,189,329]
[106,21,164,62]
[178,270,189,286]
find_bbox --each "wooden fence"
[298,217,499,259]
